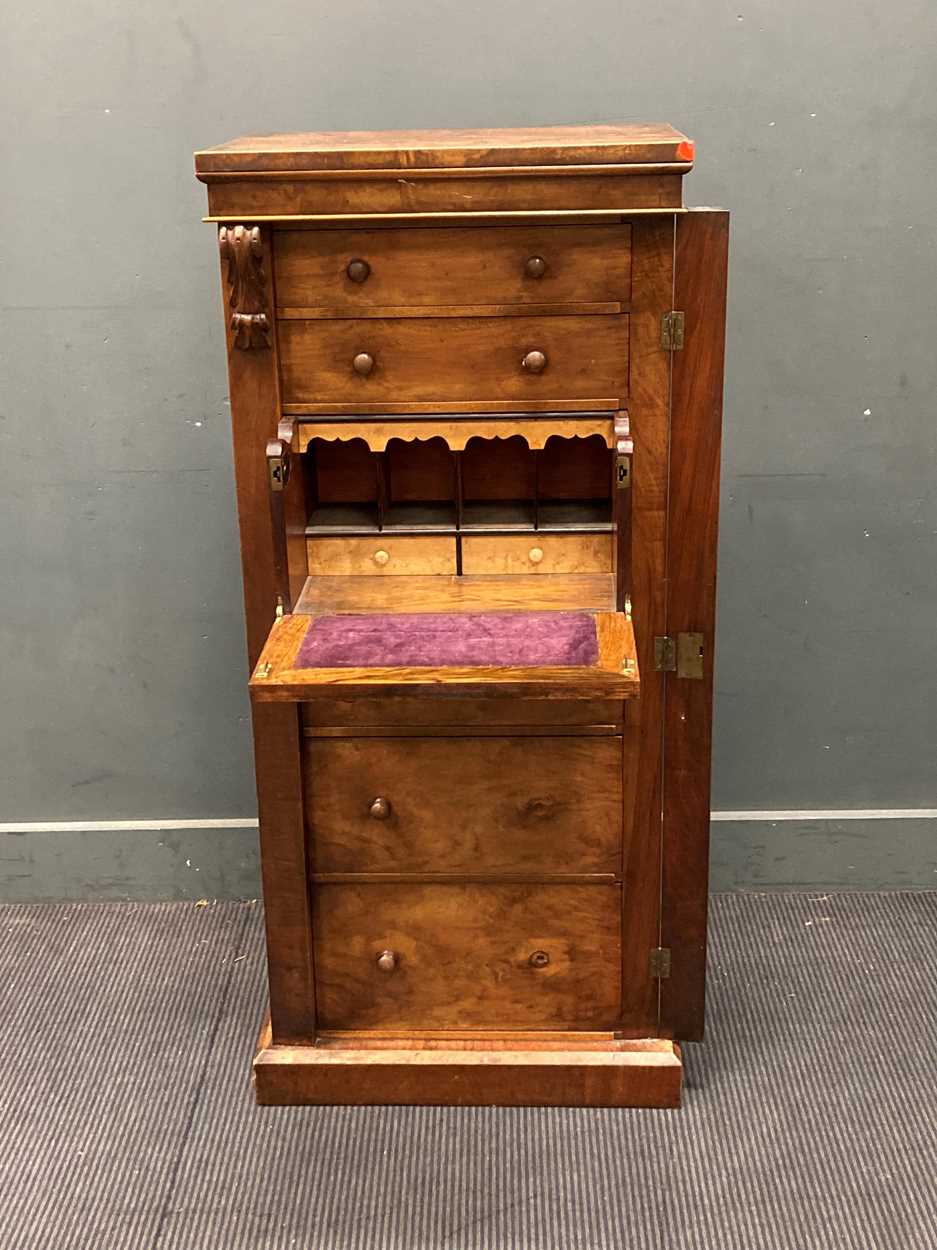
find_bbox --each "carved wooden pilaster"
[219,225,272,349]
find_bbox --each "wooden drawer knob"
[524,255,547,278]
[529,950,550,968]
[346,258,371,283]
[372,548,390,567]
[376,949,397,973]
[528,546,544,565]
[353,351,375,376]
[522,350,547,374]
[369,796,391,820]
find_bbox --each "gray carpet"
[0,894,934,1250]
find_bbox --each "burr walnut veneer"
[195,124,728,1108]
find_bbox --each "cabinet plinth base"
[253,1018,682,1108]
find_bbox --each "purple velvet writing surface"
[296,612,598,669]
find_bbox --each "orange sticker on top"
[676,139,696,162]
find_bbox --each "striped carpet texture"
[1,893,934,1250]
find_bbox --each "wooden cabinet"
[195,123,728,1109]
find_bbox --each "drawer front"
[307,535,455,576]
[302,697,624,730]
[278,314,628,405]
[305,736,623,874]
[313,883,622,1029]
[461,533,613,575]
[274,224,632,310]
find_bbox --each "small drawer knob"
[353,351,375,376]
[372,548,390,567]
[377,949,397,973]
[347,258,371,284]
[522,350,547,374]
[369,796,391,820]
[529,950,550,968]
[528,546,544,565]
[524,255,547,279]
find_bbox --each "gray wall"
[2,0,935,897]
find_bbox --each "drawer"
[305,736,623,874]
[273,224,631,311]
[278,314,629,406]
[312,883,622,1029]
[306,535,455,575]
[461,533,613,575]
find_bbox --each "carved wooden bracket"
[219,225,271,350]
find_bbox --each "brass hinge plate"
[661,310,685,351]
[654,633,704,679]
[650,947,672,979]
[266,439,290,492]
[654,635,676,672]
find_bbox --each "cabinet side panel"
[253,701,317,1042]
[620,217,674,1031]
[218,225,284,667]
[661,210,729,1040]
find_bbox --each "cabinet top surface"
[194,123,694,175]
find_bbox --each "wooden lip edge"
[277,302,626,320]
[283,400,623,415]
[204,208,688,223]
[254,1023,682,1068]
[196,162,694,182]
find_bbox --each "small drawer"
[305,736,623,874]
[306,535,455,576]
[278,314,628,406]
[461,533,613,575]
[312,883,622,1029]
[273,224,631,311]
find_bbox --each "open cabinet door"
[660,210,729,1041]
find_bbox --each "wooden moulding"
[253,1017,682,1108]
[204,173,683,219]
[295,416,617,453]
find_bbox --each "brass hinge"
[660,310,685,351]
[650,947,672,979]
[266,440,290,492]
[654,635,676,672]
[654,633,704,678]
[275,595,285,619]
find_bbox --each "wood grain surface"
[660,210,729,1041]
[196,123,694,173]
[294,572,617,614]
[278,313,628,406]
[311,882,622,1029]
[253,1016,682,1107]
[619,217,674,1033]
[248,610,640,700]
[460,533,613,575]
[273,224,631,310]
[306,535,456,576]
[304,736,623,874]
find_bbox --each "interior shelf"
[461,500,536,531]
[538,499,614,530]
[381,502,458,532]
[303,430,619,539]
[307,502,380,533]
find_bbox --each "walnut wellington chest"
[194,124,728,1108]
